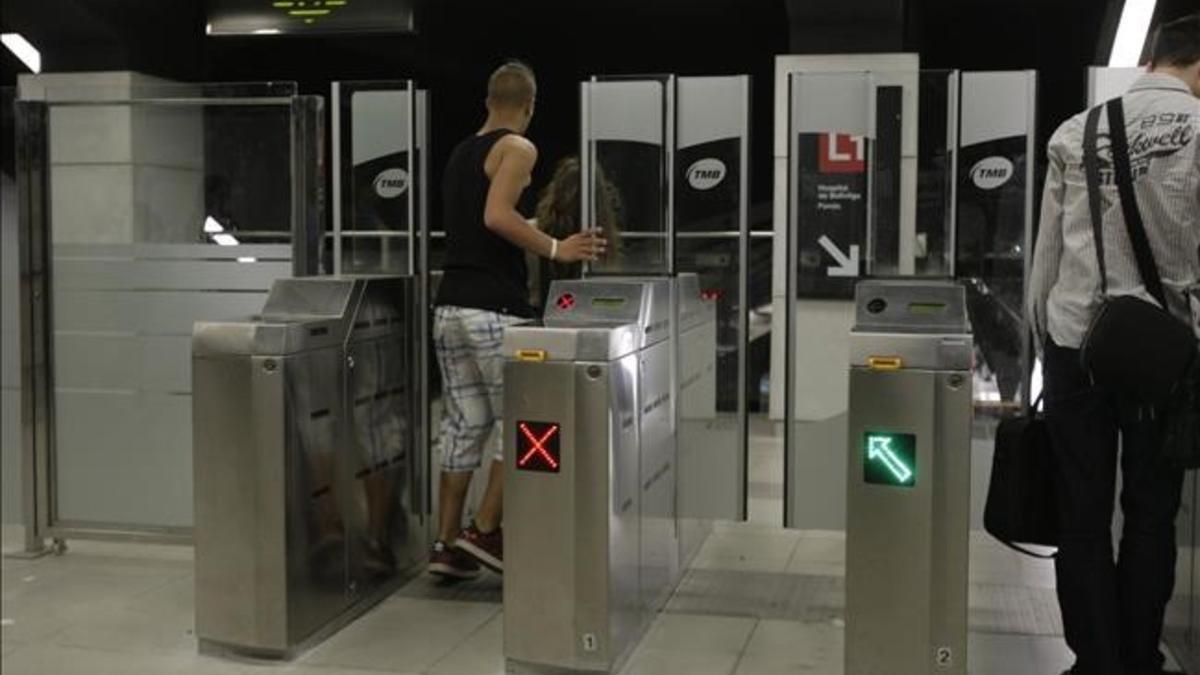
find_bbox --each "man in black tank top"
[429,61,606,579]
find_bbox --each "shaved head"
[487,61,537,110]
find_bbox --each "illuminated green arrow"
[867,436,913,484]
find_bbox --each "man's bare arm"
[483,137,606,262]
[483,138,556,256]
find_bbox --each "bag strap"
[1083,104,1108,295]
[997,538,1057,560]
[1106,98,1170,309]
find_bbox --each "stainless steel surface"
[848,333,974,371]
[675,273,725,561]
[543,277,673,349]
[193,275,424,658]
[844,278,972,675]
[500,325,641,363]
[504,357,641,674]
[16,99,50,555]
[638,337,676,614]
[852,278,970,334]
[504,276,681,674]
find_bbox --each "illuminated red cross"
[518,422,560,470]
[556,293,576,311]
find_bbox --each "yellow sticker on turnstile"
[516,349,548,362]
[867,356,904,371]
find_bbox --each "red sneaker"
[427,540,480,581]
[455,524,503,573]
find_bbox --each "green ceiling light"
[275,0,348,25]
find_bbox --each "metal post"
[1021,70,1038,406]
[406,81,416,277]
[331,83,343,276]
[783,74,799,528]
[13,100,50,558]
[737,75,751,521]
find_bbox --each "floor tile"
[239,661,420,675]
[691,529,799,574]
[426,611,504,675]
[620,647,739,675]
[641,613,756,654]
[51,596,197,656]
[1,569,177,643]
[742,619,843,666]
[302,598,498,673]
[0,642,246,675]
[784,533,845,577]
[968,632,1073,675]
[734,654,840,675]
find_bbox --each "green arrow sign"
[864,432,916,487]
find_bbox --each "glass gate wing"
[581,74,752,571]
[674,76,751,541]
[331,78,431,534]
[331,80,420,276]
[581,75,674,278]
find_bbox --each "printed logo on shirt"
[686,158,727,191]
[1094,112,1195,182]
[373,168,410,199]
[970,156,1015,190]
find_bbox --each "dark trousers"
[1044,341,1185,675]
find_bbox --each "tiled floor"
[0,421,1163,674]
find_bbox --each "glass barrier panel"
[1,86,19,526]
[584,78,669,276]
[332,81,419,275]
[956,71,1037,411]
[27,82,318,532]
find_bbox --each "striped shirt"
[1028,72,1200,350]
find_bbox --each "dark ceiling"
[3,0,1197,211]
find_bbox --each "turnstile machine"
[502,276,678,675]
[845,279,973,675]
[192,276,424,658]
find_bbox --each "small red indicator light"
[701,288,723,302]
[556,293,576,311]
[517,421,561,473]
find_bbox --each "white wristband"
[550,238,559,261]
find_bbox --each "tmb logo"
[686,158,727,191]
[818,133,866,174]
[969,156,1014,190]
[373,168,410,199]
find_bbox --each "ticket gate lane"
[504,277,680,674]
[192,276,423,659]
[844,279,972,675]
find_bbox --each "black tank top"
[435,129,535,318]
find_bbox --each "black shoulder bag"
[1078,99,1198,406]
[984,393,1057,557]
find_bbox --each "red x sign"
[517,421,561,473]
[556,293,576,311]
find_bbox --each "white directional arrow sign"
[817,235,860,278]
[867,436,913,484]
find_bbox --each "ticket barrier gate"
[192,276,424,659]
[845,279,973,675]
[502,276,680,674]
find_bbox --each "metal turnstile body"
[192,276,423,659]
[503,277,675,675]
[674,273,720,566]
[845,279,973,675]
